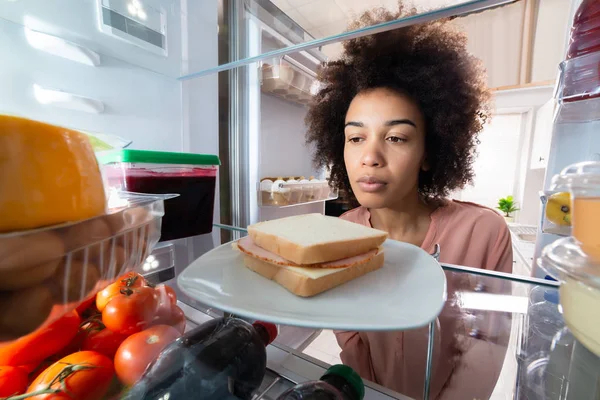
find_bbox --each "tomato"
[102,286,157,335]
[0,365,29,396]
[95,272,145,312]
[168,305,186,334]
[114,325,180,386]
[155,284,177,306]
[0,310,80,366]
[150,303,186,334]
[27,360,54,385]
[82,328,129,359]
[27,351,114,400]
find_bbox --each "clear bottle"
[276,364,364,400]
[123,318,278,400]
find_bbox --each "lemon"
[546,192,572,226]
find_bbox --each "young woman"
[306,4,513,400]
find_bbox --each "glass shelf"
[198,224,600,399]
[1,0,517,81]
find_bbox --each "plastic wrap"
[0,192,167,342]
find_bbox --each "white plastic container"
[538,236,600,356]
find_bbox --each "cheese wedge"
[0,115,106,232]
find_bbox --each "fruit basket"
[0,191,171,343]
[539,191,572,236]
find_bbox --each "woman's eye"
[386,136,406,143]
[347,137,363,143]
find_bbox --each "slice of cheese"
[281,264,350,279]
[0,116,106,232]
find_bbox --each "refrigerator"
[532,0,600,278]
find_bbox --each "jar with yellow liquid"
[538,236,600,357]
[551,161,600,262]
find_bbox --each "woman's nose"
[361,141,384,167]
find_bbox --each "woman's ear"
[421,155,430,172]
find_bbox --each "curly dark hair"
[306,4,491,206]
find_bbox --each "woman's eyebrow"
[386,119,416,128]
[344,121,363,128]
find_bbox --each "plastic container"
[0,191,167,343]
[99,150,220,242]
[538,236,600,356]
[550,162,600,261]
[276,364,365,400]
[123,317,278,400]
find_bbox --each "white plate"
[178,239,447,331]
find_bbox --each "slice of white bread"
[241,250,385,297]
[247,213,388,265]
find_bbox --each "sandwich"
[235,213,388,297]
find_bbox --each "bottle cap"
[252,321,278,345]
[322,364,365,400]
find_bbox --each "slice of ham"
[237,236,378,269]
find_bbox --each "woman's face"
[344,88,427,209]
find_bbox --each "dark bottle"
[122,318,278,400]
[276,365,364,400]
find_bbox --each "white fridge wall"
[0,0,183,77]
[0,17,182,151]
[259,94,317,178]
[259,93,325,221]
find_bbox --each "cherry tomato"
[114,325,180,386]
[102,286,157,335]
[82,328,129,359]
[155,284,177,306]
[0,310,80,366]
[27,351,114,400]
[0,365,29,396]
[95,272,145,312]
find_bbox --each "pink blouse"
[336,200,513,400]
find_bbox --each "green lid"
[322,364,365,400]
[97,149,221,166]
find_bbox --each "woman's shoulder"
[439,199,507,227]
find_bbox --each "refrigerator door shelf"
[258,181,338,208]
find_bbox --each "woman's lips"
[357,177,387,193]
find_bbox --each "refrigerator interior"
[0,0,221,279]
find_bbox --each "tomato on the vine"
[27,351,114,400]
[0,310,80,366]
[102,286,157,335]
[114,324,180,386]
[0,365,28,396]
[82,328,129,359]
[96,272,145,312]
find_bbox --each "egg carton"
[0,191,170,342]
